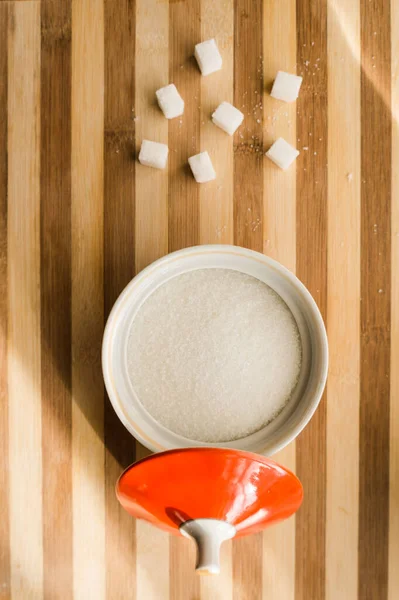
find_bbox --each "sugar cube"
[271,71,303,102]
[194,39,222,76]
[138,140,169,170]
[212,102,244,135]
[156,84,184,119]
[266,138,299,170]
[188,151,216,183]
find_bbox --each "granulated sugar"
[126,268,302,442]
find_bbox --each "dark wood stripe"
[232,1,263,598]
[104,0,137,597]
[359,1,391,597]
[295,1,328,599]
[168,0,200,253]
[233,0,263,254]
[168,1,201,597]
[169,537,200,600]
[0,4,10,596]
[40,1,73,598]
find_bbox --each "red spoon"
[117,447,303,574]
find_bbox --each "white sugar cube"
[266,138,299,170]
[138,140,168,170]
[194,39,222,76]
[188,151,216,183]
[156,84,184,119]
[271,71,303,102]
[212,102,244,136]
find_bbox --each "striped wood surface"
[0,0,397,598]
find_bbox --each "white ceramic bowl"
[102,245,328,456]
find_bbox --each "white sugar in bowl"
[102,245,328,456]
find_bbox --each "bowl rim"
[102,244,328,455]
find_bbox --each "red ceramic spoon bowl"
[117,448,303,574]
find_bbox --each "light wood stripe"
[326,2,361,599]
[168,0,200,254]
[233,1,264,598]
[0,4,10,597]
[295,0,328,598]
[233,536,263,600]
[135,0,168,274]
[136,520,169,600]
[201,544,233,600]
[389,0,399,596]
[262,0,297,273]
[262,1,296,598]
[134,1,170,597]
[135,444,169,600]
[8,3,42,597]
[40,0,74,597]
[71,0,105,598]
[359,0,392,597]
[199,1,234,598]
[198,0,234,249]
[104,0,137,597]
[168,1,201,598]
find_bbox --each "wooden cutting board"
[0,0,398,599]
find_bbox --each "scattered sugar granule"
[212,102,244,135]
[271,71,303,102]
[127,269,302,443]
[266,138,300,170]
[138,139,168,170]
[188,151,216,183]
[194,39,222,76]
[156,84,184,119]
